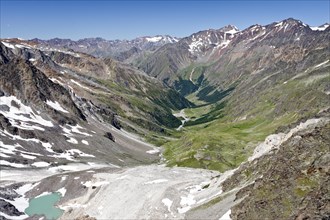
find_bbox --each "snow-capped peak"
[310,23,329,31]
[145,36,163,42]
[220,25,240,34]
[225,28,239,35]
[187,25,239,55]
[145,35,179,43]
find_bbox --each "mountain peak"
[219,25,240,34]
[266,17,311,33]
[272,18,308,28]
[282,17,302,23]
[143,35,179,43]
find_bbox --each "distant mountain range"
[31,35,180,62]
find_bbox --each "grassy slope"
[162,64,330,172]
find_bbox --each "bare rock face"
[0,58,86,125]
[104,131,115,142]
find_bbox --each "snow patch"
[180,194,196,206]
[0,152,10,158]
[250,31,266,41]
[146,149,160,154]
[82,140,89,145]
[70,125,91,136]
[48,163,107,173]
[15,44,32,49]
[40,47,80,57]
[275,21,283,27]
[70,79,93,91]
[0,211,28,220]
[31,161,51,167]
[310,24,329,31]
[35,191,52,198]
[49,78,64,86]
[9,120,45,131]
[46,100,69,113]
[0,160,28,168]
[225,29,238,35]
[5,183,39,219]
[162,198,173,213]
[82,181,109,188]
[146,36,163,42]
[177,194,196,213]
[219,209,231,220]
[188,39,204,53]
[0,96,53,127]
[2,42,15,49]
[57,187,67,196]
[0,140,43,160]
[67,149,95,157]
[66,137,78,144]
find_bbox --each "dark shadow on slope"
[196,85,235,103]
[185,101,227,126]
[173,74,204,96]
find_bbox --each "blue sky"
[1,0,329,40]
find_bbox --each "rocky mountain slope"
[139,19,329,99]
[138,25,239,92]
[0,18,329,220]
[0,37,195,174]
[151,18,330,172]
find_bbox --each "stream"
[173,109,190,130]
